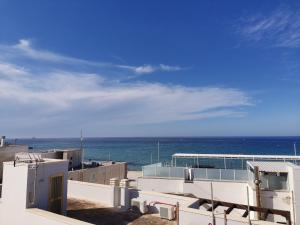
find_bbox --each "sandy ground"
[127,171,142,188]
[67,198,175,225]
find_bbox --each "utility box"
[159,205,176,220]
[1,157,68,215]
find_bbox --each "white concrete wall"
[0,145,28,181]
[1,162,29,211]
[137,177,183,193]
[137,177,248,204]
[0,207,92,225]
[184,180,248,204]
[24,209,92,225]
[68,180,119,207]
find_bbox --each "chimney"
[0,136,6,147]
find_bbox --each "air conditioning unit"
[159,205,176,220]
[131,198,148,214]
[184,168,194,183]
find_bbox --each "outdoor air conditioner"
[159,205,176,220]
[184,168,194,182]
[131,198,148,214]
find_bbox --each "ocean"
[10,137,300,170]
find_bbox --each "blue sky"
[0,0,299,137]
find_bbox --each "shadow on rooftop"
[67,207,142,225]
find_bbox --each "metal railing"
[142,164,249,182]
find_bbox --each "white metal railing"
[142,165,249,182]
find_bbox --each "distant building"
[16,148,128,185]
[0,136,28,182]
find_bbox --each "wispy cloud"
[116,64,184,74]
[0,39,251,135]
[0,39,184,75]
[238,6,300,48]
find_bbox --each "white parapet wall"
[0,206,91,225]
[24,209,92,225]
[68,180,120,207]
[0,206,93,225]
[137,177,183,193]
[183,180,248,204]
[0,145,28,181]
[138,177,248,204]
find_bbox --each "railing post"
[220,169,222,180]
[211,182,216,225]
[234,170,236,181]
[224,210,227,225]
[247,186,252,225]
[206,168,208,179]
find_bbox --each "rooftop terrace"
[67,198,175,225]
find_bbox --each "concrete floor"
[67,198,175,225]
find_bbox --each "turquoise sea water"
[10,137,300,170]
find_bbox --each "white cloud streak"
[238,6,300,48]
[116,64,184,74]
[0,40,251,133]
[0,39,184,75]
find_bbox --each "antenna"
[81,129,84,170]
[157,141,160,163]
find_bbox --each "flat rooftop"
[172,153,300,160]
[4,158,67,166]
[67,198,175,225]
[247,161,297,173]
